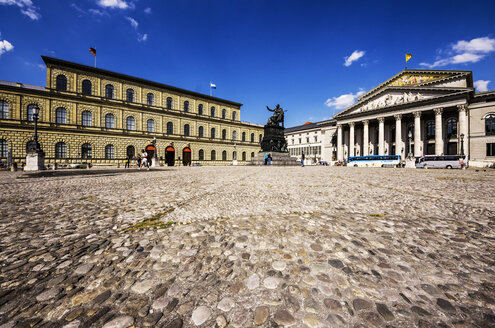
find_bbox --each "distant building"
[0,56,263,166]
[285,121,337,164]
[285,69,495,167]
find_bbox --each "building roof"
[285,122,320,133]
[41,56,243,107]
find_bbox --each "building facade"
[285,121,337,164]
[285,69,495,167]
[0,56,264,166]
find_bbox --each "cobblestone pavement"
[1,166,495,328]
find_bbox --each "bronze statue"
[266,104,286,127]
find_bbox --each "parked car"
[415,155,468,169]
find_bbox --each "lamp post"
[152,136,159,167]
[25,104,45,170]
[407,130,413,158]
[460,133,465,156]
[232,142,238,165]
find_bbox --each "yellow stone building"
[0,56,264,166]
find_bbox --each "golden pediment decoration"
[388,74,450,87]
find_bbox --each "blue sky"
[1,0,494,127]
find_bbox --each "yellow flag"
[405,53,412,62]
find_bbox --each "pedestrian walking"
[301,152,305,167]
[137,153,142,169]
[141,149,149,170]
[125,154,131,169]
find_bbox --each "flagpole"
[209,81,211,97]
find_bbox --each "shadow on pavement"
[19,168,176,179]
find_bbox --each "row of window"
[56,75,237,119]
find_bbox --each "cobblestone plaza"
[0,167,494,327]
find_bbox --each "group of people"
[124,149,151,170]
[264,153,273,165]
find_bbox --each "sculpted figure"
[266,104,286,127]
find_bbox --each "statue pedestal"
[250,152,299,166]
[25,150,46,171]
[152,157,159,167]
[405,158,416,168]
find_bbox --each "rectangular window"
[487,143,495,156]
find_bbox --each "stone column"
[378,117,385,155]
[337,124,343,161]
[434,108,444,155]
[458,104,469,156]
[362,120,369,156]
[394,114,402,156]
[349,123,355,157]
[414,111,422,157]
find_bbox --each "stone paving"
[0,166,495,328]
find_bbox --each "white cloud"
[88,8,107,16]
[325,89,366,110]
[70,3,85,14]
[97,0,129,9]
[125,16,138,29]
[474,80,490,92]
[0,39,14,55]
[144,7,151,14]
[420,36,495,68]
[344,50,365,67]
[0,0,41,20]
[137,33,148,42]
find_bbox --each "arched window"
[82,79,92,95]
[486,114,495,136]
[251,133,255,143]
[242,132,246,142]
[426,121,435,139]
[147,93,154,106]
[233,151,237,160]
[147,119,155,132]
[198,126,204,137]
[56,107,66,124]
[105,144,115,159]
[105,113,115,128]
[184,101,189,112]
[251,152,255,159]
[105,84,114,99]
[222,150,227,161]
[242,151,246,161]
[127,145,135,157]
[232,111,237,121]
[222,109,227,119]
[222,129,227,140]
[27,104,36,122]
[211,150,216,160]
[126,116,135,130]
[167,121,173,134]
[82,111,92,126]
[211,106,215,117]
[0,139,8,158]
[0,100,9,119]
[184,124,190,136]
[198,104,203,115]
[232,131,237,140]
[211,128,216,139]
[199,149,204,160]
[81,143,92,159]
[166,97,173,109]
[55,142,67,158]
[126,88,134,102]
[259,134,263,143]
[446,118,457,139]
[56,75,67,91]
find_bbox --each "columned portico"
[413,111,422,157]
[458,104,469,155]
[363,120,369,156]
[394,114,402,156]
[434,108,444,155]
[378,117,385,155]
[337,124,343,161]
[349,122,355,157]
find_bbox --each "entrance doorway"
[165,146,175,166]
[183,147,192,166]
[146,145,155,165]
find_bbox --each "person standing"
[267,153,272,165]
[137,153,142,169]
[125,154,131,169]
[301,152,305,167]
[264,153,268,165]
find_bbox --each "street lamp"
[25,104,45,170]
[460,133,465,156]
[152,136,159,167]
[407,130,413,158]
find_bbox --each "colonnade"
[336,104,469,161]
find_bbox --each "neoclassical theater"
[0,56,264,166]
[286,69,495,167]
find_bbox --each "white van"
[416,155,468,169]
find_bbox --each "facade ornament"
[434,108,443,115]
[348,122,355,127]
[413,111,422,118]
[457,104,468,112]
[377,117,385,123]
[394,114,402,120]
[362,119,369,125]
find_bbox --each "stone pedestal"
[250,152,299,166]
[152,156,159,167]
[25,150,46,171]
[405,158,416,169]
